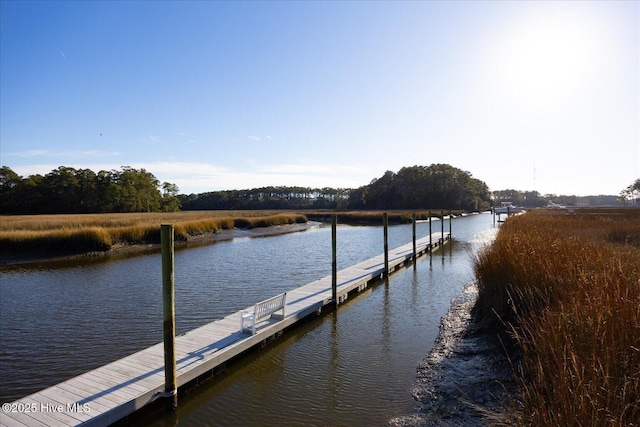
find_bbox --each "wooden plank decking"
[1,232,450,427]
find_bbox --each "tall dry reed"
[474,209,640,426]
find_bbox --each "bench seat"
[240,292,287,335]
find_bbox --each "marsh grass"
[0,209,455,257]
[473,209,640,426]
[233,213,308,229]
[0,211,307,256]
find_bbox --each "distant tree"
[18,174,44,213]
[492,189,545,207]
[0,166,22,212]
[357,164,490,210]
[346,186,366,209]
[75,168,99,212]
[95,170,120,212]
[0,165,178,214]
[161,182,181,212]
[362,171,397,209]
[620,178,640,206]
[115,166,162,212]
[41,166,80,213]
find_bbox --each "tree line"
[0,163,491,214]
[7,163,624,215]
[0,166,180,214]
[180,164,492,211]
[351,164,491,210]
[179,186,352,210]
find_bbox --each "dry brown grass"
[473,209,640,426]
[0,211,307,256]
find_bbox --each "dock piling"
[6,224,456,427]
[332,215,338,308]
[412,213,416,260]
[429,211,432,250]
[440,210,444,244]
[161,224,178,410]
[383,213,389,276]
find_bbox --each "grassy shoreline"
[0,209,466,262]
[0,211,308,259]
[473,209,640,425]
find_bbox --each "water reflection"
[145,214,495,426]
[1,213,496,425]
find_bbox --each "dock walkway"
[2,232,450,427]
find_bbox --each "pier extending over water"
[2,229,450,427]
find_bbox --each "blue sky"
[1,1,638,196]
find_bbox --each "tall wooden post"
[332,215,338,308]
[448,209,452,239]
[429,210,432,250]
[161,224,177,410]
[383,212,389,276]
[440,210,444,244]
[411,213,416,260]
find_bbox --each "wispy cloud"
[8,149,122,158]
[14,149,51,157]
[260,163,370,177]
[147,135,160,143]
[247,135,273,141]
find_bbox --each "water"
[0,213,496,425]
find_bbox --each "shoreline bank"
[0,222,319,267]
[389,283,518,427]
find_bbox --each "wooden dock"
[1,232,450,427]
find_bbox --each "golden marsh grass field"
[0,209,462,259]
[474,208,640,425]
[0,211,308,257]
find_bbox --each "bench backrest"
[254,292,286,320]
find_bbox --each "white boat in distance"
[545,202,567,209]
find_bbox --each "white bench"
[240,292,287,335]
